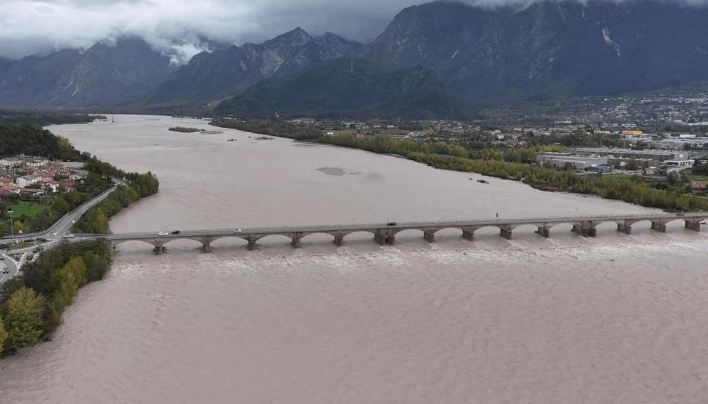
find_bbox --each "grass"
[8,201,49,218]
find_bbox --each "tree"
[4,287,45,353]
[0,314,8,354]
[54,257,87,305]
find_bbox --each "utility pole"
[8,208,13,243]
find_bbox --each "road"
[0,252,22,283]
[0,183,119,286]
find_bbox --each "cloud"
[0,0,428,61]
[1,0,707,62]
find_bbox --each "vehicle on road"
[2,268,8,274]
[387,222,397,226]
[233,228,242,233]
[27,254,33,261]
[64,233,75,238]
[171,230,180,234]
[158,231,169,236]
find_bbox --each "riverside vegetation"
[0,123,159,358]
[213,119,708,212]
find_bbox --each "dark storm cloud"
[1,0,707,62]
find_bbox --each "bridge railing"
[103,211,707,239]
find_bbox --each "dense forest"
[0,123,73,159]
[0,110,102,126]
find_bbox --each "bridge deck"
[93,212,707,253]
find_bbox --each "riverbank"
[211,119,708,213]
[0,150,159,358]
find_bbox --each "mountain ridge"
[1,0,708,116]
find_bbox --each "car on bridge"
[158,231,169,236]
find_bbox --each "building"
[536,152,608,170]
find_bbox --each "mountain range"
[2,0,708,120]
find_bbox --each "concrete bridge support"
[333,234,344,246]
[499,224,514,240]
[685,219,702,232]
[291,232,303,248]
[572,221,597,237]
[247,236,257,251]
[201,236,216,253]
[617,221,632,235]
[535,224,551,238]
[651,221,668,233]
[423,230,435,243]
[462,230,474,240]
[461,226,481,240]
[153,241,166,255]
[375,228,396,245]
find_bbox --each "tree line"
[0,241,111,356]
[0,125,160,357]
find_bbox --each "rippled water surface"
[1,115,707,403]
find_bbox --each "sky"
[2,0,707,63]
[0,0,435,62]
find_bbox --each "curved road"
[0,183,120,286]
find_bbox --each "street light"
[8,208,13,243]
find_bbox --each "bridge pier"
[617,221,632,235]
[291,232,303,248]
[651,221,667,233]
[375,228,395,245]
[461,225,481,240]
[247,236,257,251]
[201,236,215,253]
[572,221,597,237]
[375,234,395,245]
[535,224,550,238]
[685,219,702,232]
[423,230,435,243]
[333,234,344,246]
[152,240,166,255]
[499,224,513,240]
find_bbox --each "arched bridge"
[97,212,708,254]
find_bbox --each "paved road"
[0,183,119,285]
[0,252,21,283]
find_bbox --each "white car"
[233,228,242,233]
[158,231,169,236]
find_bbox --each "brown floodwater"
[1,115,707,403]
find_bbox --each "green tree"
[54,257,87,305]
[4,287,45,353]
[0,313,8,354]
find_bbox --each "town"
[0,154,82,197]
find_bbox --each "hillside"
[214,57,471,120]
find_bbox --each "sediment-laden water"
[1,115,707,403]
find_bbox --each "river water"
[1,115,708,403]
